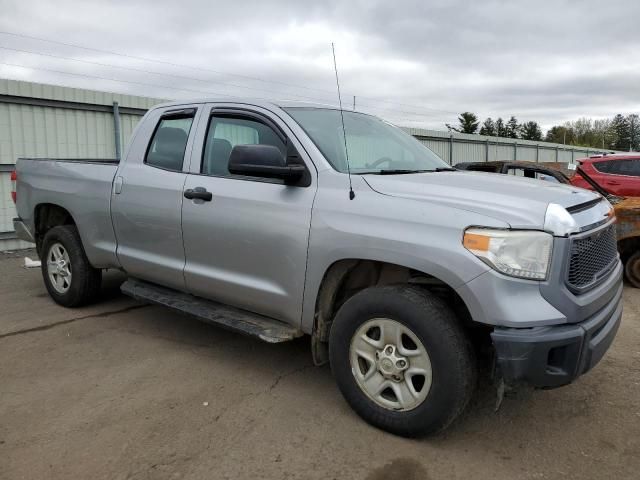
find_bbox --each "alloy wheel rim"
[349,318,432,411]
[47,242,72,294]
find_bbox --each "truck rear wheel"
[41,225,102,307]
[625,251,640,288]
[329,285,476,437]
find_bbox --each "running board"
[120,278,302,343]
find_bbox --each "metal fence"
[0,78,618,251]
[403,127,614,165]
[0,79,162,250]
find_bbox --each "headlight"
[463,228,553,280]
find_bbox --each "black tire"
[625,251,640,288]
[329,285,476,437]
[41,225,102,307]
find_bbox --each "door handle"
[114,176,123,194]
[184,187,212,201]
[606,181,620,185]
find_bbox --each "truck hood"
[363,171,601,229]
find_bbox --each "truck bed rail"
[18,158,120,165]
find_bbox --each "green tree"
[519,121,543,141]
[570,118,594,145]
[611,114,630,150]
[545,125,574,145]
[544,126,561,143]
[593,119,615,149]
[545,118,617,148]
[495,117,507,137]
[479,117,496,136]
[446,112,479,134]
[628,114,640,151]
[506,116,519,139]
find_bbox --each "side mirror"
[228,144,305,184]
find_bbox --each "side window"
[613,159,640,177]
[202,115,286,176]
[592,161,612,174]
[145,112,195,171]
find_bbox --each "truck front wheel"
[329,285,476,437]
[41,225,102,307]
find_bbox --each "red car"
[570,153,640,196]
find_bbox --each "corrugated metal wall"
[0,173,16,247]
[403,127,614,166]
[1,104,111,160]
[0,79,163,250]
[0,78,620,251]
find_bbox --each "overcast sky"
[0,0,639,131]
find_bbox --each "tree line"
[446,112,640,151]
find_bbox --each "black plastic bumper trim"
[491,285,623,388]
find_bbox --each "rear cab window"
[145,109,195,171]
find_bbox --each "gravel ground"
[1,249,639,480]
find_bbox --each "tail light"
[10,170,17,204]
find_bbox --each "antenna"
[331,43,355,200]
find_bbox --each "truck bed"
[15,157,121,268]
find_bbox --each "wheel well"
[34,204,76,254]
[311,259,476,365]
[618,237,640,262]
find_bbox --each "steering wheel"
[365,156,394,169]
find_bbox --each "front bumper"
[13,217,35,243]
[491,280,623,388]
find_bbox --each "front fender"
[300,177,500,333]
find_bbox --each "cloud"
[0,0,638,130]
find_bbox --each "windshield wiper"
[367,169,434,175]
[377,169,429,175]
[434,167,457,172]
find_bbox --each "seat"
[204,138,233,175]
[147,127,188,171]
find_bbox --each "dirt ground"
[1,249,639,480]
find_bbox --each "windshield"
[284,107,450,173]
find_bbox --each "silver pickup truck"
[13,99,623,436]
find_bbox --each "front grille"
[567,224,618,292]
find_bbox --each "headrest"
[155,127,188,156]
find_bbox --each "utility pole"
[353,95,356,111]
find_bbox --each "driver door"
[181,105,316,326]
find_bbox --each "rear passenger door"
[590,160,616,191]
[181,105,316,326]
[111,105,201,291]
[598,159,640,196]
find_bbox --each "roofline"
[149,97,371,114]
[582,152,640,160]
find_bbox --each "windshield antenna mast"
[331,42,355,200]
